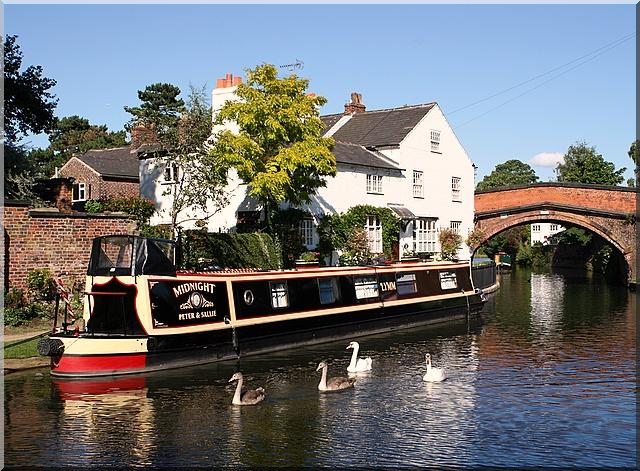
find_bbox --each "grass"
[4,337,42,359]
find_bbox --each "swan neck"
[232,377,243,404]
[319,366,327,389]
[348,346,359,368]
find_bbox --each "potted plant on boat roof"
[295,251,320,268]
[400,245,419,262]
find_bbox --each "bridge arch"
[473,183,637,286]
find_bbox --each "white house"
[531,222,565,245]
[140,73,477,261]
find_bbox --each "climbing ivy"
[318,205,401,263]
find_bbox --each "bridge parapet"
[475,182,636,215]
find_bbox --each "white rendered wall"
[531,222,565,245]
[141,87,477,261]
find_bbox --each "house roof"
[76,147,139,180]
[333,142,402,171]
[321,103,435,148]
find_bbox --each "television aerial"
[279,59,304,72]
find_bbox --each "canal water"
[4,268,636,468]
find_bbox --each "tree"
[556,141,626,185]
[628,140,639,186]
[476,159,539,191]
[207,64,336,231]
[30,115,128,178]
[3,35,57,144]
[124,83,185,140]
[125,83,228,237]
[4,35,57,199]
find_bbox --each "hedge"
[181,230,281,270]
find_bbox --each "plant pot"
[294,260,319,269]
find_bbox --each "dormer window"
[430,130,441,153]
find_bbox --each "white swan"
[346,341,372,373]
[316,361,356,392]
[423,353,447,382]
[228,372,266,405]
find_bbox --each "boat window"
[318,278,339,305]
[439,271,458,290]
[396,273,417,295]
[354,276,379,300]
[270,281,289,308]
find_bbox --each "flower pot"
[294,260,319,269]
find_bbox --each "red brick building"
[58,147,140,206]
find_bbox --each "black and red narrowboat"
[38,235,486,378]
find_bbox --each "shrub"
[26,268,56,301]
[339,227,372,266]
[318,205,401,261]
[82,196,156,225]
[84,199,104,213]
[5,287,27,309]
[465,227,486,248]
[438,228,462,261]
[181,231,281,270]
[4,303,51,327]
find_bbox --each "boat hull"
[49,292,484,378]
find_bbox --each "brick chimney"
[215,72,242,89]
[344,92,366,114]
[212,72,243,118]
[130,123,158,152]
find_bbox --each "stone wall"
[3,202,137,291]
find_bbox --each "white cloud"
[529,152,564,168]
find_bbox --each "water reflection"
[4,269,636,468]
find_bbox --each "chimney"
[215,72,242,89]
[130,123,158,152]
[344,92,366,114]
[55,179,74,213]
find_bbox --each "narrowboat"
[38,235,486,378]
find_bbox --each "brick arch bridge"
[473,183,638,286]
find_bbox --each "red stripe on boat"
[52,354,147,374]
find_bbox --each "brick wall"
[58,157,139,200]
[475,183,636,215]
[3,202,137,291]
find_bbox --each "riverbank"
[3,329,50,375]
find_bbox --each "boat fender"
[37,338,64,357]
[147,337,157,352]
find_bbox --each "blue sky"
[6,4,636,183]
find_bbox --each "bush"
[84,199,104,213]
[438,228,462,261]
[4,303,51,327]
[318,205,401,261]
[339,227,371,266]
[82,196,156,225]
[5,287,27,309]
[26,268,56,301]
[181,231,281,270]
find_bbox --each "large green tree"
[476,159,539,191]
[4,35,58,199]
[207,64,336,230]
[30,115,128,178]
[124,82,185,140]
[556,141,626,185]
[125,83,228,237]
[3,35,57,145]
